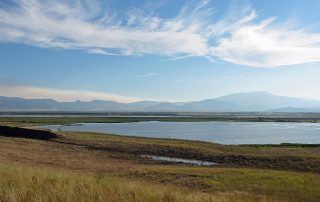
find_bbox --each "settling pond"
[38,121,320,145]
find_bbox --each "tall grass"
[0,163,258,202]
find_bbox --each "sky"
[1,0,320,103]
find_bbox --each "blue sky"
[1,0,320,102]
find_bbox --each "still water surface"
[39,121,320,144]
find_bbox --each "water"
[140,155,217,166]
[38,121,320,145]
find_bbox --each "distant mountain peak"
[1,92,320,112]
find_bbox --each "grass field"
[1,121,320,201]
[1,163,233,202]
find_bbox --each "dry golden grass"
[0,163,264,202]
[1,127,320,201]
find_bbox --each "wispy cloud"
[1,0,320,67]
[0,85,141,103]
[211,18,320,67]
[0,0,209,57]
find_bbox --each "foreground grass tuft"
[0,163,260,202]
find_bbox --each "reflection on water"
[140,155,217,166]
[38,121,320,145]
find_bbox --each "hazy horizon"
[1,91,320,104]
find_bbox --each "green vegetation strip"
[1,115,320,127]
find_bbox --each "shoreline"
[1,125,319,173]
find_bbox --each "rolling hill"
[1,92,320,112]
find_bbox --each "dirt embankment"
[0,125,58,140]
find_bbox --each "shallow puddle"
[140,155,218,166]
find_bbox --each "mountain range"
[1,92,320,112]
